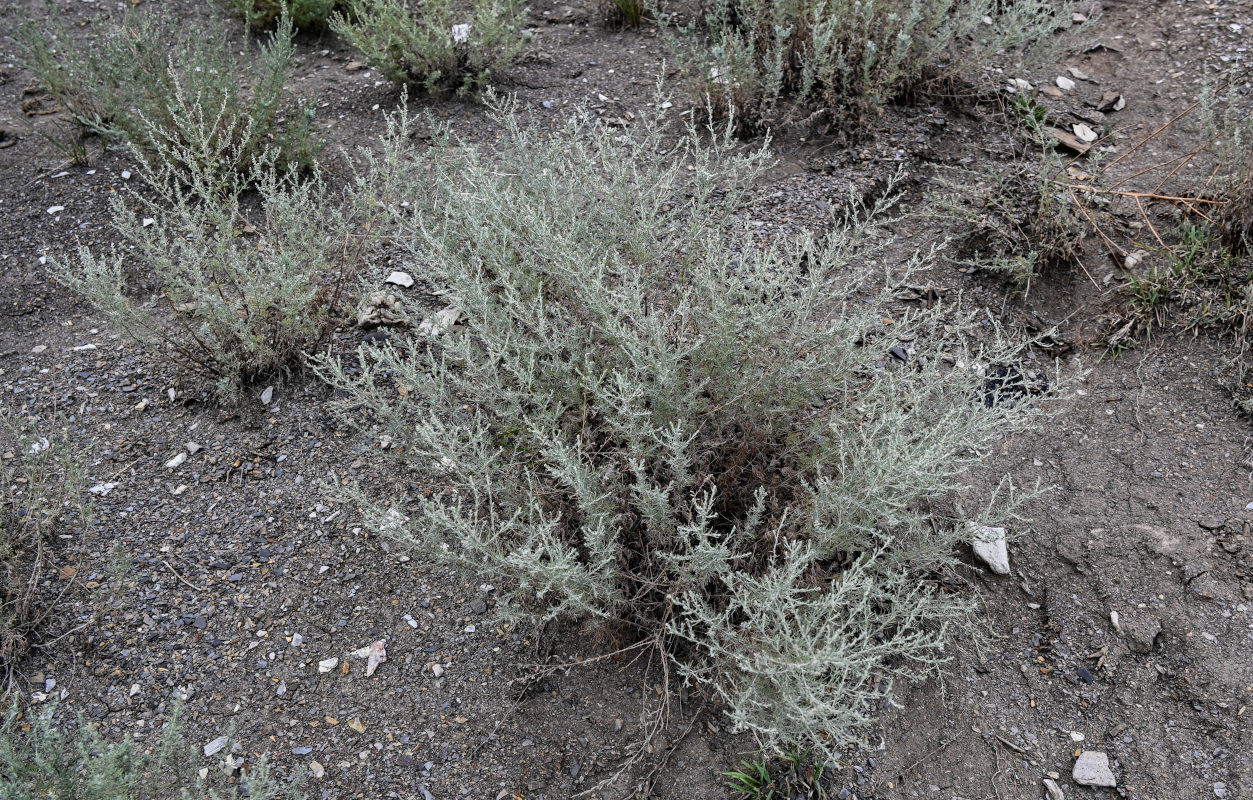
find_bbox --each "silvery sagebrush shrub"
[671,0,1078,135]
[16,7,317,180]
[331,0,529,95]
[0,416,90,690]
[928,148,1083,295]
[318,95,1057,755]
[228,0,342,30]
[0,701,302,799]
[1198,68,1253,253]
[63,131,391,406]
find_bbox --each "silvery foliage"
[331,0,529,95]
[675,0,1076,133]
[17,8,316,179]
[0,701,301,799]
[321,95,1054,755]
[66,132,390,405]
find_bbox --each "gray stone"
[969,523,1010,575]
[1043,777,1064,800]
[1118,609,1162,653]
[1073,751,1116,787]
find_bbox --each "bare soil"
[0,1,1250,799]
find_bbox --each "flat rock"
[1073,751,1116,787]
[385,270,415,288]
[969,523,1010,575]
[1043,777,1065,800]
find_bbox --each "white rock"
[291,633,303,647]
[1073,751,1117,787]
[969,523,1010,575]
[46,206,65,215]
[142,218,155,227]
[385,270,415,288]
[365,640,387,677]
[1009,78,1032,91]
[1043,777,1065,800]
[120,170,131,180]
[260,385,274,405]
[30,345,47,354]
[1055,76,1076,91]
[186,442,202,454]
[1073,123,1099,143]
[451,23,470,43]
[204,735,230,756]
[89,483,117,495]
[165,452,187,469]
[1069,731,1085,742]
[431,663,444,677]
[418,306,462,337]
[318,657,339,673]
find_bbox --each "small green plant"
[602,0,646,28]
[63,127,388,405]
[726,759,772,796]
[331,0,529,95]
[16,7,317,179]
[726,747,831,798]
[0,701,301,799]
[228,0,342,29]
[320,96,1055,758]
[1117,224,1251,341]
[0,416,91,694]
[671,0,1076,135]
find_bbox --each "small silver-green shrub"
[929,150,1083,294]
[673,0,1075,134]
[320,98,1053,756]
[331,0,529,95]
[64,135,383,406]
[17,8,316,178]
[0,702,301,799]
[0,416,90,692]
[228,0,342,29]
[1198,70,1253,253]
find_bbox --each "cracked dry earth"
[2,0,1253,799]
